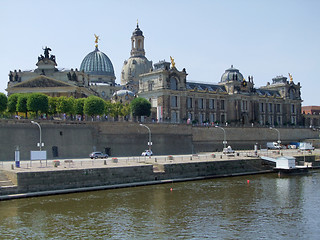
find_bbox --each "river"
[1,171,319,239]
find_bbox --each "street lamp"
[140,124,152,152]
[269,127,281,146]
[31,121,43,151]
[215,125,227,150]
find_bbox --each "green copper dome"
[80,47,115,77]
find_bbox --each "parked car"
[223,146,235,154]
[89,152,108,159]
[141,150,153,156]
[267,142,281,149]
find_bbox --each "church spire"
[130,22,145,57]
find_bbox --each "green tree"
[56,96,74,119]
[0,93,8,114]
[48,97,58,116]
[16,94,29,118]
[84,96,105,120]
[27,93,49,117]
[130,97,151,117]
[7,93,20,115]
[74,98,86,120]
[121,103,131,120]
[104,100,113,116]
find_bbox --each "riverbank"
[1,150,319,201]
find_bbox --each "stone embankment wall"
[1,158,274,196]
[0,119,318,160]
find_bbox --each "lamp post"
[215,126,227,150]
[269,127,281,145]
[31,121,43,151]
[270,127,281,153]
[140,124,152,152]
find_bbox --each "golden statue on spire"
[170,56,175,68]
[94,34,100,48]
[288,73,293,82]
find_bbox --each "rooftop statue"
[94,34,99,48]
[43,46,52,58]
[288,73,293,82]
[170,56,175,68]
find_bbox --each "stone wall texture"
[0,119,318,160]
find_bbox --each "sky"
[0,0,319,106]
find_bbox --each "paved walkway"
[0,149,318,174]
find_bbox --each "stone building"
[302,106,320,127]
[138,60,302,126]
[5,23,304,127]
[120,23,153,93]
[6,47,94,98]
[6,39,120,100]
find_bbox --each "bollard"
[104,160,107,165]
[11,164,14,170]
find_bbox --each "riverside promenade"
[0,149,319,201]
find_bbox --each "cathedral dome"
[132,24,143,36]
[220,65,244,83]
[80,47,115,77]
[121,56,152,85]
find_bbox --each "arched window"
[288,88,295,100]
[170,77,178,90]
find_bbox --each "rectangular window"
[291,104,295,114]
[209,113,215,123]
[187,97,193,108]
[268,103,273,113]
[148,82,153,91]
[242,100,248,111]
[209,99,215,109]
[260,103,264,112]
[198,98,204,109]
[171,96,177,107]
[276,104,281,113]
[221,100,225,110]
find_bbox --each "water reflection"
[0,172,319,239]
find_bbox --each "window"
[241,100,248,111]
[268,103,273,113]
[276,104,281,113]
[221,100,225,110]
[260,103,264,112]
[170,77,178,90]
[209,113,215,123]
[187,97,193,108]
[148,82,153,91]
[291,104,296,114]
[209,99,215,109]
[171,96,178,107]
[198,98,204,109]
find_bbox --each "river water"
[1,171,320,239]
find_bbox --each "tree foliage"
[0,93,8,113]
[17,94,29,117]
[130,97,151,117]
[74,98,85,115]
[27,93,49,114]
[48,97,58,115]
[84,96,105,118]
[56,96,74,115]
[7,93,19,114]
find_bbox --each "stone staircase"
[0,171,14,187]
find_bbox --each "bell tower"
[130,22,145,57]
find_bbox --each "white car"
[223,146,235,154]
[141,150,153,156]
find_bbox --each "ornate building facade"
[6,23,304,127]
[138,61,302,126]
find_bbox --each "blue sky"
[1,0,319,106]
